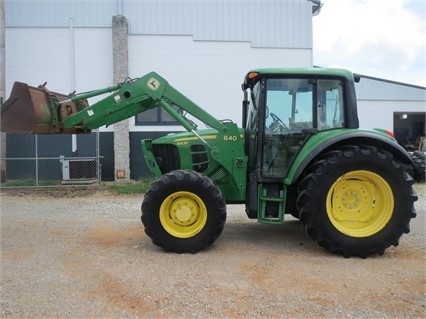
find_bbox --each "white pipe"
[69,18,76,91]
[117,0,123,15]
[70,18,77,155]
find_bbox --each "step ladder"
[258,184,286,224]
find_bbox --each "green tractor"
[1,68,417,258]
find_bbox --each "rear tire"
[408,151,426,182]
[297,145,417,258]
[141,170,226,253]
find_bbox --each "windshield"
[261,77,346,177]
[265,78,345,133]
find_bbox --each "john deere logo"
[147,78,160,91]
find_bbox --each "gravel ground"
[0,183,425,318]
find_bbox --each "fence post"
[35,135,39,186]
[0,0,6,183]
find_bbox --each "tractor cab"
[242,68,359,221]
[243,68,357,179]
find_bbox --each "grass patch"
[106,178,155,195]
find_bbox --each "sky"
[313,0,426,87]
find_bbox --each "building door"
[393,112,426,151]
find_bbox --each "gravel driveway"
[1,183,425,318]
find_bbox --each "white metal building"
[4,0,425,180]
[355,75,425,149]
[5,0,316,127]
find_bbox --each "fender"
[284,128,413,185]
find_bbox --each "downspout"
[116,0,123,16]
[69,18,77,156]
[308,0,323,66]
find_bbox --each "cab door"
[262,78,314,178]
[261,77,346,178]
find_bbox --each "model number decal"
[223,135,238,141]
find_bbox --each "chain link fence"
[1,131,101,188]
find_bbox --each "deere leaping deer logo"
[147,78,160,91]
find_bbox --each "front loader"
[1,68,418,258]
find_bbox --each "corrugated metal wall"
[125,0,312,48]
[356,76,426,101]
[6,0,313,48]
[5,28,113,96]
[5,0,116,28]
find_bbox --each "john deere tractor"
[1,68,418,258]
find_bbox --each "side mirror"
[353,74,361,83]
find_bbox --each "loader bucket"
[1,81,90,134]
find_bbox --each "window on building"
[135,107,179,125]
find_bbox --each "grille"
[152,144,180,174]
[190,144,209,172]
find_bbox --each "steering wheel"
[270,113,289,132]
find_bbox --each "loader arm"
[63,72,226,134]
[1,72,228,135]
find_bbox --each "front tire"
[141,170,226,253]
[297,145,417,258]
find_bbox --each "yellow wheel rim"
[159,191,207,238]
[326,170,394,237]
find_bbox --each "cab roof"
[242,67,357,90]
[248,67,354,78]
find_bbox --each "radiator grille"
[190,144,209,172]
[152,144,180,174]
